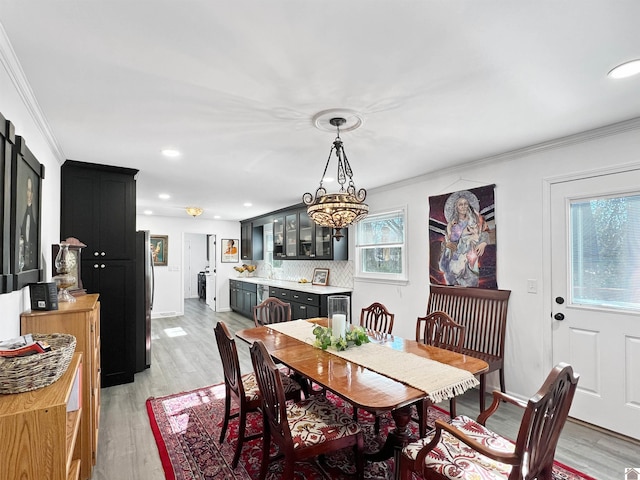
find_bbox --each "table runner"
[267,320,479,403]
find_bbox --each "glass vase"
[327,295,350,339]
[54,243,76,303]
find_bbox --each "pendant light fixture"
[303,116,368,240]
[185,206,203,217]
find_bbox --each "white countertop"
[234,276,352,294]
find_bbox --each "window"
[571,193,640,310]
[355,207,407,282]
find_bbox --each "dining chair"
[356,302,395,433]
[250,339,365,480]
[413,311,466,436]
[398,363,579,480]
[359,302,395,334]
[253,297,292,327]
[214,321,302,468]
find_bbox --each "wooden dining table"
[235,318,488,461]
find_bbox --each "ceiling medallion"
[185,206,203,217]
[303,116,368,241]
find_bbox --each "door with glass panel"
[550,169,640,440]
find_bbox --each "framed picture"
[221,238,239,263]
[150,235,168,266]
[428,184,497,289]
[0,112,14,293]
[10,135,44,291]
[312,267,329,286]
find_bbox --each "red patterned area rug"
[146,383,594,480]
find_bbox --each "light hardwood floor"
[91,299,638,480]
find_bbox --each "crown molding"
[0,22,65,163]
[372,116,640,194]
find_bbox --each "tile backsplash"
[256,260,353,289]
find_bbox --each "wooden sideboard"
[0,353,83,480]
[21,294,101,480]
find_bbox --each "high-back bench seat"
[427,285,511,411]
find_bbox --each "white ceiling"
[2,1,640,221]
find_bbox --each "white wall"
[0,30,62,339]
[352,121,640,400]
[136,215,239,317]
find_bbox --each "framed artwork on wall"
[221,238,239,263]
[0,112,15,293]
[428,184,497,289]
[150,235,168,266]
[312,267,329,286]
[10,135,45,291]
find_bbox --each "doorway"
[549,167,640,440]
[183,233,216,311]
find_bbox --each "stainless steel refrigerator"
[135,230,154,372]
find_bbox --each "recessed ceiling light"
[214,215,221,219]
[608,59,640,79]
[159,193,170,200]
[161,149,181,157]
[144,210,153,215]
[244,202,253,207]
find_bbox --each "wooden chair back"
[215,320,264,467]
[505,363,579,479]
[416,311,466,353]
[253,297,292,327]
[359,302,395,334]
[250,340,295,452]
[250,339,365,479]
[414,311,466,428]
[214,321,245,401]
[401,363,579,480]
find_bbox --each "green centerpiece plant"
[312,325,370,352]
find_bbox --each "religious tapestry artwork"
[429,184,497,289]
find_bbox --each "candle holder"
[328,295,350,339]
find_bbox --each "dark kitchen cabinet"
[61,160,138,387]
[273,215,285,258]
[240,221,264,261]
[284,212,297,258]
[230,280,257,318]
[269,286,350,319]
[61,160,137,260]
[272,207,347,260]
[83,260,135,386]
[297,209,343,260]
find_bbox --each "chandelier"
[303,117,368,240]
[185,206,203,217]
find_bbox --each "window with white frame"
[355,207,407,282]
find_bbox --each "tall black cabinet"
[61,160,138,387]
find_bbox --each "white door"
[551,169,640,440]
[206,234,216,311]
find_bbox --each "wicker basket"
[0,333,76,394]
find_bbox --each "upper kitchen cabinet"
[273,215,285,259]
[61,160,137,260]
[297,209,347,260]
[271,207,347,260]
[284,211,298,258]
[243,203,348,261]
[241,221,263,261]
